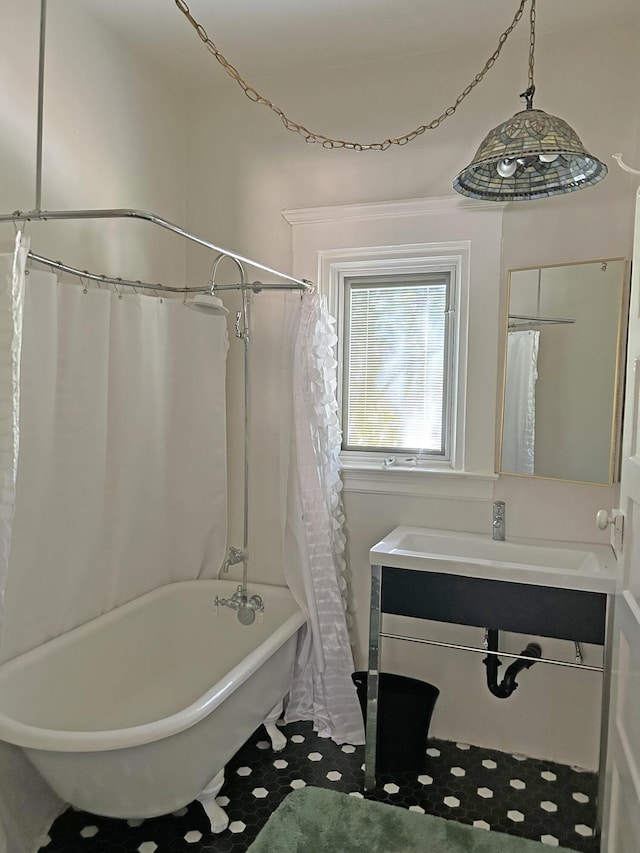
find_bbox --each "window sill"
[340,463,497,499]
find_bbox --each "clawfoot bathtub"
[0,579,305,832]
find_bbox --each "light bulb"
[539,153,560,164]
[497,158,518,178]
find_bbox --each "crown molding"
[282,194,506,226]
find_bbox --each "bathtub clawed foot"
[198,770,229,834]
[263,700,287,752]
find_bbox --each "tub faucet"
[492,500,505,541]
[222,546,246,573]
[215,584,264,625]
[218,546,263,624]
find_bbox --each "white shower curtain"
[0,235,62,853]
[0,254,229,853]
[502,329,540,475]
[0,273,228,662]
[281,292,364,746]
[0,233,25,641]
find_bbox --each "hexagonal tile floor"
[39,722,598,852]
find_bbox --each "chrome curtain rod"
[3,208,313,292]
[27,250,304,296]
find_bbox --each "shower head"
[184,292,229,316]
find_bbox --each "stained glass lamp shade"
[453,106,608,201]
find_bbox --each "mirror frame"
[498,257,629,486]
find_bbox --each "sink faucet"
[492,500,505,541]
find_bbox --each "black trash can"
[352,671,439,771]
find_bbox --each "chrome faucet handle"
[248,594,264,612]
[492,500,505,540]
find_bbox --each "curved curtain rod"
[26,251,297,295]
[1,207,314,292]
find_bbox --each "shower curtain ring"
[11,215,29,237]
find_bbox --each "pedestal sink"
[365,525,616,811]
[369,526,616,593]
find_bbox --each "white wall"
[0,0,188,281]
[185,16,639,766]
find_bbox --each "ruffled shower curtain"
[502,329,540,475]
[0,240,229,852]
[281,292,365,746]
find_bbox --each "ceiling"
[82,0,638,86]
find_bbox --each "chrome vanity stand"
[365,528,615,838]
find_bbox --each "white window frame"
[319,242,470,475]
[342,270,453,460]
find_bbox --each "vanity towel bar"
[380,631,603,672]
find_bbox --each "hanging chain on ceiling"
[521,0,537,107]
[174,0,530,151]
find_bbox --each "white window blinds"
[343,274,450,455]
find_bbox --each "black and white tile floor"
[40,721,598,853]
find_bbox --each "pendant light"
[453,0,607,202]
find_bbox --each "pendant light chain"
[529,0,536,91]
[522,0,537,107]
[174,0,530,151]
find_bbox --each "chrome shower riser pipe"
[234,290,251,603]
[241,288,251,570]
[214,253,251,605]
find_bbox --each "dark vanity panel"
[380,567,607,645]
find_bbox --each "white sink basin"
[370,526,616,593]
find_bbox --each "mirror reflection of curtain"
[502,329,540,475]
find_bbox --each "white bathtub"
[0,579,306,832]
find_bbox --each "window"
[343,273,452,459]
[286,197,504,496]
[320,243,468,474]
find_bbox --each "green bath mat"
[246,787,577,853]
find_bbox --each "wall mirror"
[499,258,628,485]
